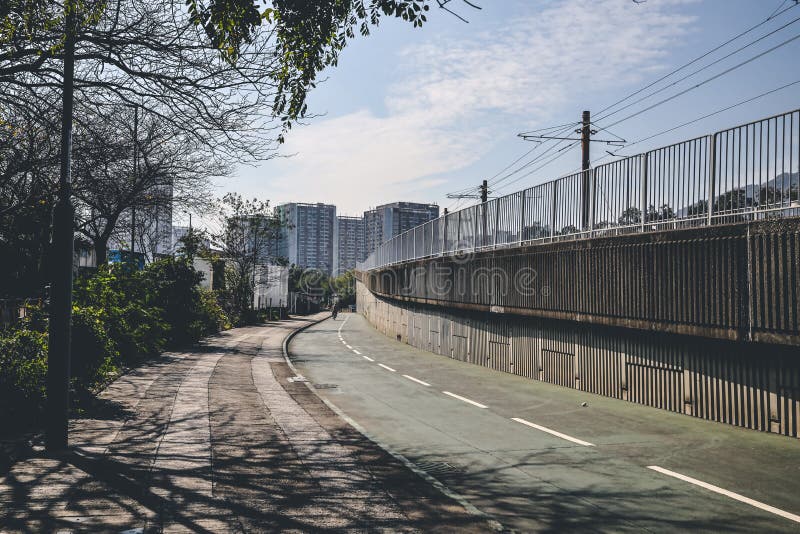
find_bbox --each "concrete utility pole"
[519,110,626,233]
[480,180,488,204]
[46,5,77,452]
[581,110,591,231]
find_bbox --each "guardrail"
[358,109,800,271]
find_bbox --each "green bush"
[70,305,119,391]
[1,257,230,428]
[75,266,168,362]
[143,258,228,345]
[0,328,48,421]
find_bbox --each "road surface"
[0,316,489,533]
[289,313,800,533]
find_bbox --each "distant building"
[363,201,439,256]
[333,215,365,276]
[172,225,211,253]
[253,264,289,310]
[110,181,173,261]
[276,202,336,274]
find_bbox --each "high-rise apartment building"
[333,216,365,276]
[276,202,336,274]
[363,201,439,257]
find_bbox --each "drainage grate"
[415,460,461,476]
[313,383,339,390]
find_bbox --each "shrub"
[0,328,48,422]
[143,258,228,345]
[74,265,168,362]
[70,305,119,391]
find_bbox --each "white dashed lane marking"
[378,363,396,372]
[442,391,487,409]
[352,349,361,355]
[511,417,595,447]
[647,466,800,524]
[402,375,431,387]
[362,355,375,362]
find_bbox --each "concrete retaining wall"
[357,281,800,438]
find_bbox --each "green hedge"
[0,257,229,429]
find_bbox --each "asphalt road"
[289,313,800,533]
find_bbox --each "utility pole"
[580,110,591,231]
[480,179,488,203]
[519,111,626,233]
[46,5,77,453]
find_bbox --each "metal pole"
[581,110,591,231]
[640,153,648,232]
[707,134,717,225]
[131,105,138,264]
[46,4,76,452]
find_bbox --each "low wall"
[360,218,800,345]
[357,280,800,438]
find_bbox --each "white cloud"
[237,0,696,214]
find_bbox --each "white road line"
[647,466,800,524]
[442,391,488,409]
[378,363,396,372]
[402,375,431,387]
[340,340,347,344]
[345,344,353,349]
[352,349,361,355]
[511,417,595,447]
[362,355,375,362]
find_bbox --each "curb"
[281,313,504,532]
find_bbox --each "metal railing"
[358,109,800,271]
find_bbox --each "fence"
[359,109,800,271]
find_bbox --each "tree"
[2,0,479,451]
[212,193,284,323]
[618,206,642,225]
[331,270,356,306]
[71,106,220,265]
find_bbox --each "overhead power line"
[596,0,799,118]
[601,31,800,131]
[605,78,800,158]
[595,14,800,124]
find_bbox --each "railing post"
[519,190,526,243]
[707,133,717,225]
[474,206,480,250]
[550,181,558,239]
[589,168,596,237]
[442,214,448,255]
[456,210,461,252]
[493,200,500,248]
[640,153,648,233]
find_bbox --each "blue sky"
[218,0,800,217]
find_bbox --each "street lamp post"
[46,4,77,452]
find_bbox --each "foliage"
[213,193,285,324]
[141,257,228,345]
[330,270,356,305]
[182,0,478,137]
[74,265,168,361]
[0,327,48,421]
[0,255,231,428]
[70,304,120,391]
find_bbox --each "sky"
[209,0,800,220]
